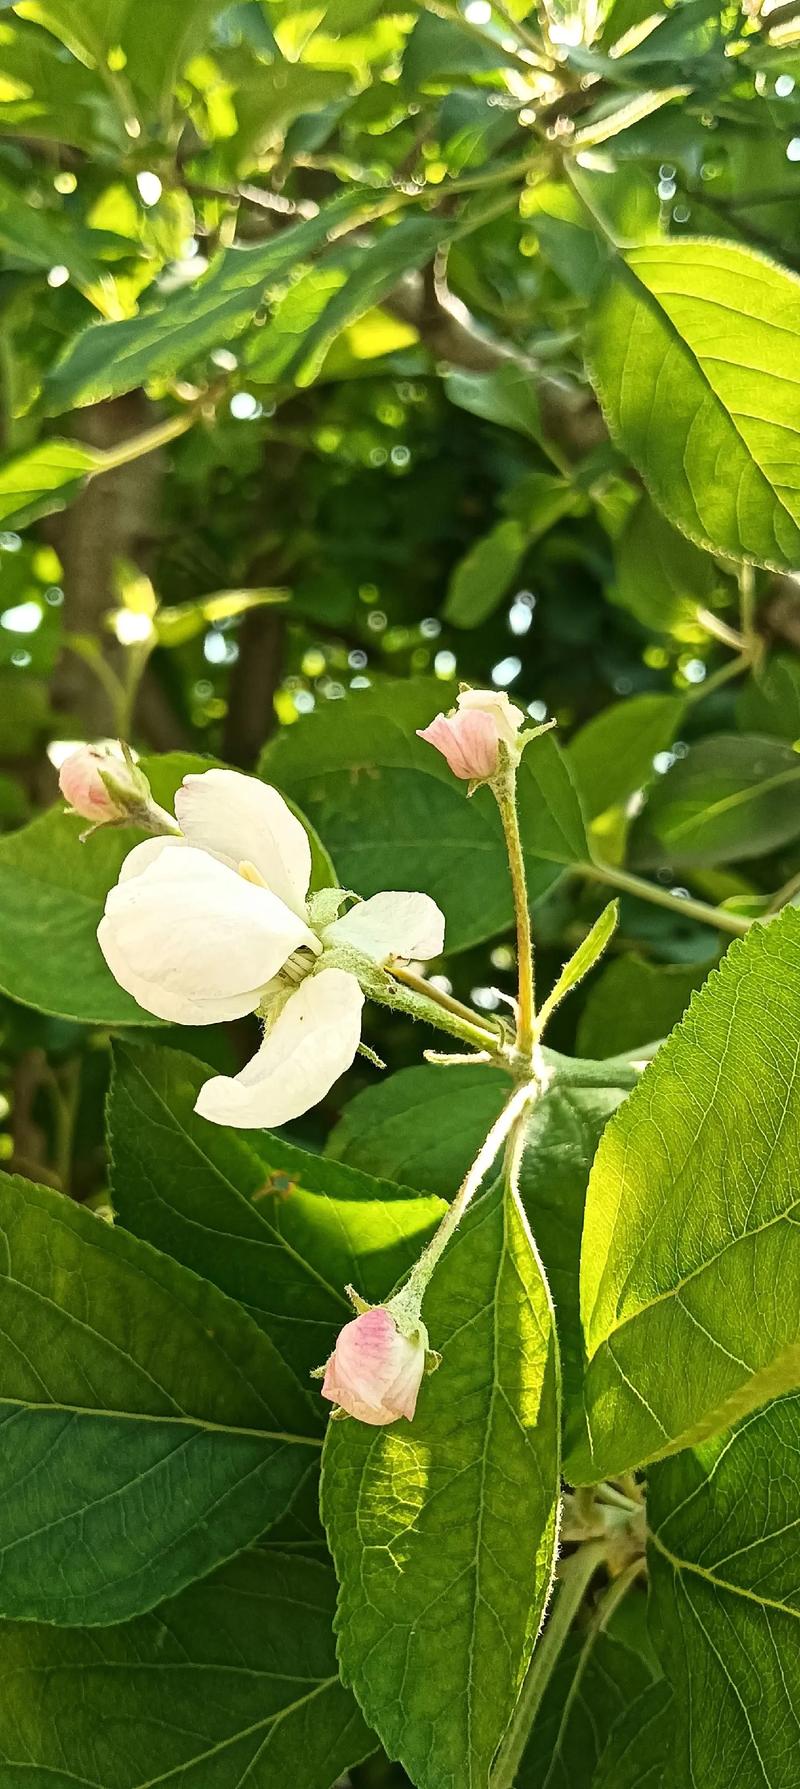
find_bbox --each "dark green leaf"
[576,953,713,1058]
[519,1602,655,1789]
[0,1169,321,1625]
[613,496,722,637]
[591,1681,672,1789]
[632,733,800,867]
[322,1174,561,1789]
[444,517,527,628]
[444,365,543,443]
[648,1391,800,1789]
[737,654,800,741]
[0,1549,372,1787]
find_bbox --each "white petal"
[195,967,363,1128]
[175,770,312,916]
[324,890,445,964]
[99,844,316,1022]
[117,835,184,883]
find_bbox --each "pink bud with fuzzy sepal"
[321,1305,429,1426]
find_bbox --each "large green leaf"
[0,1169,322,1626]
[571,906,800,1483]
[648,1391,800,1789]
[108,1040,444,1383]
[329,1054,637,1405]
[0,1549,372,1787]
[261,681,587,954]
[568,693,686,823]
[0,753,331,1025]
[42,195,368,412]
[322,1175,561,1789]
[17,0,232,118]
[632,732,800,867]
[591,1681,672,1789]
[586,239,800,570]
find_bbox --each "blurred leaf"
[155,585,287,646]
[569,693,687,822]
[42,193,371,412]
[444,364,543,443]
[444,515,527,628]
[737,654,800,741]
[577,953,712,1057]
[613,497,722,637]
[633,732,800,867]
[0,439,102,529]
[519,1605,656,1789]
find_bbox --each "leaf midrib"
[650,1528,800,1623]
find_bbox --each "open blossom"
[321,1306,428,1425]
[60,744,144,826]
[98,768,444,1129]
[417,688,525,781]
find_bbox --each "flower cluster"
[95,767,444,1130]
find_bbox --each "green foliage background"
[2,1,800,1785]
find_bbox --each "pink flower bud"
[321,1306,428,1426]
[417,689,525,782]
[60,744,147,826]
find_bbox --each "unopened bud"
[59,743,174,839]
[418,688,526,783]
[319,1304,428,1427]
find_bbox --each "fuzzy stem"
[494,761,536,1056]
[578,860,751,937]
[396,1081,534,1316]
[362,962,511,1061]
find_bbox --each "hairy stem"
[495,764,536,1056]
[578,860,751,937]
[364,964,511,1061]
[397,1081,535,1314]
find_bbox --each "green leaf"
[444,517,527,628]
[632,732,800,867]
[17,0,235,121]
[0,438,102,530]
[0,1549,372,1787]
[568,694,687,823]
[108,1041,444,1383]
[591,1681,672,1789]
[571,906,800,1483]
[0,1169,321,1626]
[42,194,369,412]
[0,753,331,1024]
[261,680,587,954]
[322,1174,561,1789]
[737,653,800,741]
[248,214,455,388]
[586,239,800,571]
[328,1061,509,1196]
[519,1603,656,1789]
[537,901,619,1031]
[613,496,722,638]
[444,365,543,443]
[576,953,713,1057]
[648,1391,800,1789]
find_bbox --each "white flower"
[98,768,445,1129]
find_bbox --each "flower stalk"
[492,751,536,1061]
